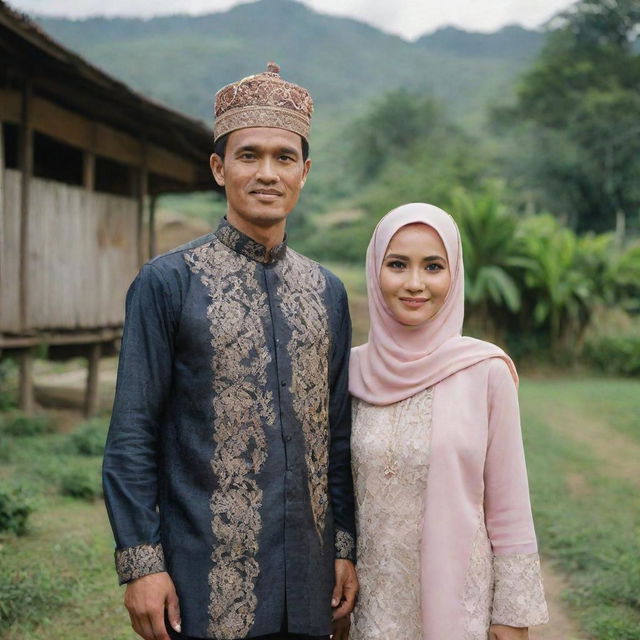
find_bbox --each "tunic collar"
[214,218,287,264]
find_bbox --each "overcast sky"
[9,0,579,40]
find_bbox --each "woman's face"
[379,223,451,326]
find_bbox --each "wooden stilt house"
[0,1,215,415]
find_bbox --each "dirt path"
[530,559,586,640]
[548,401,640,488]
[34,357,118,412]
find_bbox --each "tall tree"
[499,0,640,233]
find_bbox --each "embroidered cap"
[214,62,313,143]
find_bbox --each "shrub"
[67,418,108,456]
[1,413,55,437]
[0,432,10,463]
[59,469,102,501]
[584,333,640,376]
[0,566,71,633]
[0,486,33,536]
[0,360,17,411]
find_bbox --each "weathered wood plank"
[2,89,202,184]
[31,96,93,151]
[147,143,197,183]
[19,81,32,331]
[95,123,142,167]
[0,171,22,332]
[25,177,138,330]
[0,89,21,122]
[0,125,4,326]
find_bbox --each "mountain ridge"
[31,0,545,129]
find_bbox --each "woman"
[349,203,548,640]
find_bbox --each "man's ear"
[210,153,225,187]
[300,158,311,188]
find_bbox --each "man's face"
[210,127,311,236]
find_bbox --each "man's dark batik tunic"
[103,218,356,640]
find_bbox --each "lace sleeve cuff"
[115,542,166,585]
[335,529,356,562]
[491,552,549,627]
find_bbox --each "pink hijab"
[349,203,517,405]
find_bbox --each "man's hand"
[331,614,351,640]
[331,559,358,621]
[124,571,181,640]
[489,625,529,640]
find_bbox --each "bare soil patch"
[530,559,587,640]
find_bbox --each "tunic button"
[284,435,292,442]
[281,381,286,387]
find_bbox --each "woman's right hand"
[489,625,529,640]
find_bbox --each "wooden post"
[84,342,102,417]
[137,145,148,265]
[83,151,95,191]
[148,193,157,259]
[84,122,96,191]
[18,80,33,332]
[18,347,35,414]
[0,120,5,312]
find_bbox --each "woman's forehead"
[386,223,445,252]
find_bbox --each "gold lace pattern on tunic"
[278,250,330,542]
[185,238,275,639]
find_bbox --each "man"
[103,63,357,640]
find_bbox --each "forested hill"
[34,0,545,129]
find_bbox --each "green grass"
[520,378,640,640]
[1,377,639,639]
[0,419,131,639]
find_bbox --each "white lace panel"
[351,388,434,640]
[462,516,494,640]
[491,553,549,627]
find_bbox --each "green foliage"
[0,486,33,536]
[349,90,443,183]
[302,217,377,264]
[450,188,521,334]
[610,244,640,313]
[500,0,640,232]
[347,91,484,217]
[514,215,593,351]
[1,413,55,437]
[59,468,103,502]
[584,332,640,375]
[0,359,17,411]
[66,418,109,457]
[0,552,79,635]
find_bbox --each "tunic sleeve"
[484,358,548,626]
[327,284,356,562]
[102,263,177,584]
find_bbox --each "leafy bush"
[0,430,11,463]
[67,418,109,456]
[0,486,33,536]
[59,469,102,501]
[1,413,55,437]
[0,565,71,633]
[0,359,17,411]
[584,332,640,376]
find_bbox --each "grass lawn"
[520,378,640,640]
[1,377,639,639]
